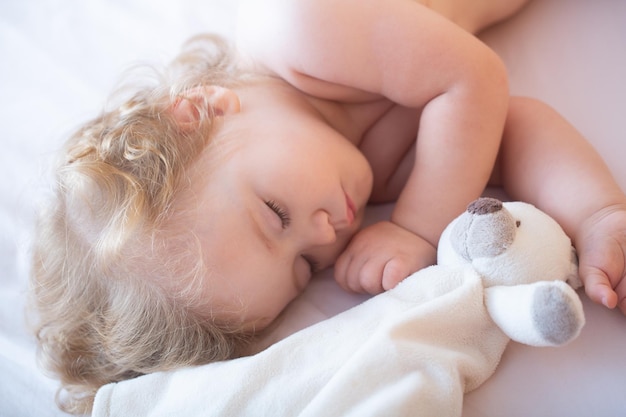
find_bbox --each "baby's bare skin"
[211,0,626,320]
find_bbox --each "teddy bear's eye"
[516,220,521,227]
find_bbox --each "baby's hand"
[576,204,626,314]
[334,221,436,294]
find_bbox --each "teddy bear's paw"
[532,281,585,346]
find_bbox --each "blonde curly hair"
[30,35,253,414]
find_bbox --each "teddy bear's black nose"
[467,197,503,215]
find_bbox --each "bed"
[1,0,625,415]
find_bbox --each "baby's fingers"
[613,275,626,314]
[334,251,359,292]
[356,259,387,294]
[334,252,384,294]
[581,267,618,310]
[381,259,412,291]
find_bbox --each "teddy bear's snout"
[467,197,503,215]
[451,198,517,261]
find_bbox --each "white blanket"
[94,266,509,417]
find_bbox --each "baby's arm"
[498,97,626,314]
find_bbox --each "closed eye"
[265,200,291,229]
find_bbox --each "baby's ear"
[170,86,241,129]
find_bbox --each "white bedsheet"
[1,1,625,416]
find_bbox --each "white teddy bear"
[438,196,585,346]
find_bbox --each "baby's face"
[189,87,373,330]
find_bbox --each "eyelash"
[265,200,291,229]
[264,200,319,273]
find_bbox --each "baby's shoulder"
[236,0,453,108]
[236,0,382,101]
[236,0,348,74]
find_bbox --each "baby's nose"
[308,210,337,246]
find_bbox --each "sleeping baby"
[30,0,626,413]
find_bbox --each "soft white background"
[1,0,625,416]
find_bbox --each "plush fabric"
[94,265,507,417]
